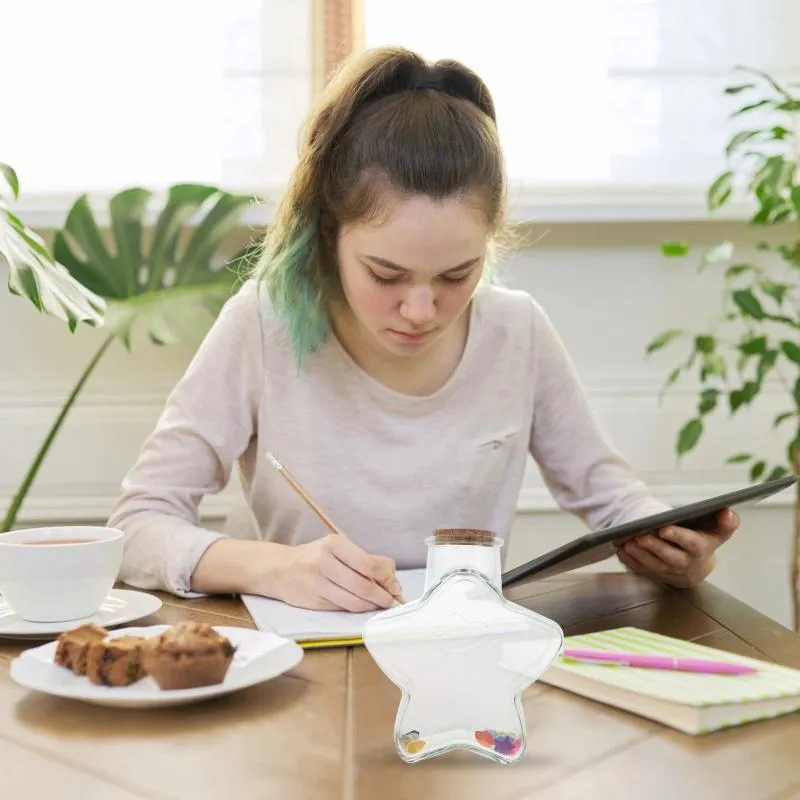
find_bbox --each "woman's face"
[334,191,490,358]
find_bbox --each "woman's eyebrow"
[363,254,482,274]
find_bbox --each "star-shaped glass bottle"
[363,529,564,764]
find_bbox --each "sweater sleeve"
[527,297,671,530]
[108,279,264,596]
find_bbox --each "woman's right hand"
[274,534,404,612]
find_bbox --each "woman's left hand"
[616,507,740,587]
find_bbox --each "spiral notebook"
[540,627,800,734]
[241,568,427,648]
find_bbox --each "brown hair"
[253,46,506,364]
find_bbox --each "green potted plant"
[644,67,800,627]
[1,180,257,531]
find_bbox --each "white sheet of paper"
[241,568,427,641]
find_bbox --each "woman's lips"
[389,329,433,343]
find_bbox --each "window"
[2,0,315,197]
[363,0,800,203]
[3,1,798,221]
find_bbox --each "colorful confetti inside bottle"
[363,530,564,765]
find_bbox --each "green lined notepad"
[540,627,800,734]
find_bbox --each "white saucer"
[0,589,162,640]
[10,625,304,708]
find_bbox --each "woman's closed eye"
[367,269,472,287]
[367,270,403,286]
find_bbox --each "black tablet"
[501,474,798,587]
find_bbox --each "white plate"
[0,589,162,640]
[9,625,304,708]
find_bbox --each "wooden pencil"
[266,452,406,604]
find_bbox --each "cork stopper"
[433,529,496,546]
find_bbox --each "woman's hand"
[616,507,740,587]
[274,534,404,612]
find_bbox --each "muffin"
[54,623,108,675]
[86,635,150,687]
[143,622,236,690]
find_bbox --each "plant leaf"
[776,99,800,111]
[725,130,760,157]
[0,209,106,330]
[781,340,800,365]
[752,199,792,225]
[698,388,719,414]
[732,99,771,117]
[725,263,761,279]
[753,155,794,199]
[759,280,789,305]
[757,350,778,382]
[733,66,793,99]
[178,192,254,283]
[739,335,767,356]
[750,460,766,481]
[658,366,684,401]
[53,195,120,297]
[103,281,238,348]
[732,289,765,320]
[50,183,252,348]
[146,184,219,290]
[646,329,684,355]
[695,335,715,353]
[774,411,797,429]
[726,453,752,464]
[729,381,759,413]
[792,186,800,216]
[771,126,793,140]
[789,433,800,471]
[765,466,790,481]
[108,188,151,297]
[707,172,734,211]
[736,352,749,374]
[677,418,703,456]
[701,353,727,380]
[724,83,755,95]
[0,162,19,199]
[661,242,690,257]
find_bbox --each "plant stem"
[1,333,116,532]
[792,431,800,632]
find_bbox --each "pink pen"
[561,648,758,675]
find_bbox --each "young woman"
[109,46,739,611]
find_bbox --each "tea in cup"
[0,526,124,622]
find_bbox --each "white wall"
[1,219,795,626]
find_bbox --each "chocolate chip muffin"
[54,623,108,675]
[143,622,236,690]
[86,635,150,687]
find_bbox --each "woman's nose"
[400,286,435,325]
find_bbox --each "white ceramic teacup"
[0,526,124,623]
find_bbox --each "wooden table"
[1,573,799,800]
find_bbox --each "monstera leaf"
[53,183,254,348]
[0,162,105,330]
